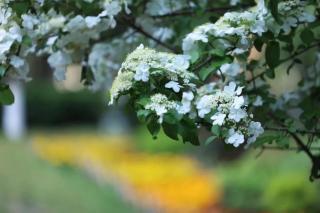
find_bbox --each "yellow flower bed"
[33,133,221,212]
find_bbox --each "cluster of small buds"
[145,93,178,123]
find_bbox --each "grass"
[0,141,139,213]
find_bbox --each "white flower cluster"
[145,94,178,123]
[196,82,263,147]
[0,6,27,79]
[182,0,316,56]
[110,44,264,147]
[265,0,316,35]
[0,0,128,83]
[110,44,197,104]
[182,4,267,56]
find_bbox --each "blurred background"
[1,55,320,213]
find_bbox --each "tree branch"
[247,41,320,83]
[265,127,320,136]
[151,4,254,18]
[268,113,320,181]
[118,16,179,53]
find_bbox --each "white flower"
[47,51,71,81]
[253,96,263,106]
[226,129,245,147]
[46,36,58,46]
[182,91,194,102]
[165,81,182,93]
[10,56,24,68]
[134,63,150,82]
[228,107,247,122]
[0,8,11,25]
[177,91,194,114]
[230,0,240,6]
[224,81,243,96]
[65,15,86,32]
[232,96,245,109]
[172,55,190,70]
[299,12,316,23]
[196,95,215,118]
[220,63,241,77]
[21,14,39,30]
[211,113,226,126]
[85,16,101,28]
[153,27,174,41]
[247,121,264,144]
[281,17,297,34]
[145,94,177,123]
[251,19,266,36]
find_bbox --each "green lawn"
[0,142,140,213]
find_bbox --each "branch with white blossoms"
[0,0,130,91]
[109,44,264,147]
[109,0,319,154]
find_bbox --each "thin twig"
[265,127,320,136]
[118,16,179,53]
[151,4,254,18]
[247,41,320,83]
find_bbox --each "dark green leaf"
[199,67,212,81]
[265,68,275,79]
[254,38,264,52]
[211,125,221,136]
[137,110,150,121]
[204,136,217,145]
[178,123,199,145]
[300,29,314,45]
[0,85,14,105]
[162,123,179,141]
[265,41,280,69]
[190,50,200,63]
[147,121,160,139]
[268,0,280,23]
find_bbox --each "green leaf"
[10,2,31,16]
[199,57,232,81]
[276,136,290,148]
[268,0,280,23]
[252,135,279,147]
[190,50,200,63]
[254,38,264,52]
[0,66,6,78]
[162,123,179,141]
[199,67,212,81]
[136,97,149,106]
[209,48,224,57]
[300,29,314,45]
[178,122,199,145]
[265,68,275,79]
[0,85,14,105]
[147,121,160,139]
[265,40,280,69]
[204,136,217,145]
[137,110,150,121]
[211,125,221,136]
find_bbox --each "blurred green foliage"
[217,151,320,212]
[264,174,318,212]
[25,81,105,126]
[134,126,194,153]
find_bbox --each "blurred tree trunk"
[2,81,26,141]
